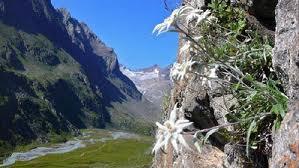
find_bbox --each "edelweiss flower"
[170,60,198,81]
[185,9,203,24]
[152,104,193,154]
[181,5,211,27]
[153,8,181,35]
[179,36,202,54]
[201,64,219,87]
[153,4,214,35]
[179,41,191,54]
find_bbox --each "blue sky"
[51,0,179,69]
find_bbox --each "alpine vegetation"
[153,0,288,164]
[170,60,198,82]
[152,103,193,154]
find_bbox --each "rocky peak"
[57,8,119,74]
[58,7,71,19]
[0,0,159,148]
[120,65,172,108]
[138,64,160,72]
[0,0,66,41]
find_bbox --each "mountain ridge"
[0,0,157,150]
[120,64,172,109]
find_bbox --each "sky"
[51,0,179,69]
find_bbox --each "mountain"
[0,0,157,148]
[120,64,172,109]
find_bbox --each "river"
[0,130,142,167]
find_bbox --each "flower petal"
[178,134,191,150]
[152,135,164,154]
[164,133,171,151]
[169,103,178,123]
[175,119,191,125]
[171,138,179,153]
[194,141,202,153]
[176,122,193,129]
[156,122,168,131]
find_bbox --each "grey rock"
[173,144,225,168]
[153,134,225,168]
[270,0,299,167]
[224,144,248,168]
[272,0,299,103]
[182,76,218,130]
[210,95,236,130]
[58,8,119,74]
[270,102,299,168]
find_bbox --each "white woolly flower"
[179,41,191,54]
[152,8,181,35]
[170,60,198,81]
[152,103,193,154]
[185,8,203,24]
[187,10,211,26]
[179,36,202,54]
[208,65,218,79]
[153,4,213,35]
[153,4,214,35]
[206,15,218,23]
[201,64,219,87]
[180,5,211,27]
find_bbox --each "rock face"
[272,0,299,103]
[120,64,172,108]
[270,102,299,168]
[0,0,157,148]
[270,0,299,167]
[153,144,225,168]
[153,1,227,167]
[153,0,298,167]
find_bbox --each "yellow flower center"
[164,121,176,133]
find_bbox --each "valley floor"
[1,129,153,168]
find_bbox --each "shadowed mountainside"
[0,0,158,150]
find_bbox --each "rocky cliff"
[270,0,299,167]
[0,0,157,153]
[153,0,298,167]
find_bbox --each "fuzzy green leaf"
[246,120,256,157]
[203,128,219,144]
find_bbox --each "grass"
[8,129,153,168]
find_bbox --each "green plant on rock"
[153,0,288,159]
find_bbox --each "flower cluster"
[201,64,219,87]
[153,4,212,35]
[153,5,221,155]
[170,60,198,82]
[183,7,211,27]
[152,0,287,159]
[152,8,181,35]
[152,104,193,154]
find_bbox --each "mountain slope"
[120,65,172,109]
[0,0,157,148]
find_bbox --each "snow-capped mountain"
[120,64,172,108]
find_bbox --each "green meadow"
[8,129,153,168]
